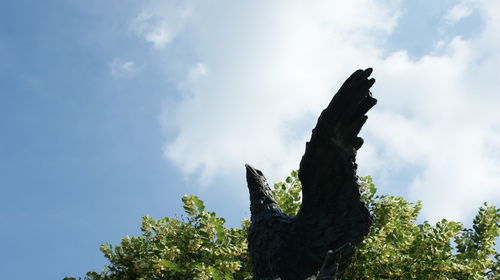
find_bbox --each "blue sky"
[1,1,499,279]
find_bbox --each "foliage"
[267,173,499,279]
[271,169,302,216]
[67,173,499,280]
[66,195,251,280]
[343,177,499,279]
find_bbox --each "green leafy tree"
[66,195,251,280]
[67,172,499,279]
[344,177,498,279]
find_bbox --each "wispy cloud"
[444,0,474,24]
[132,12,172,49]
[139,0,499,223]
[131,2,189,49]
[111,58,141,78]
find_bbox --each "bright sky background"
[1,0,499,279]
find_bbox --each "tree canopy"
[66,172,499,280]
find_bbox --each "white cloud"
[146,0,499,223]
[445,0,474,24]
[161,0,399,183]
[131,2,189,49]
[176,63,208,95]
[132,12,172,49]
[111,58,140,78]
[359,1,500,222]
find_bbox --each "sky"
[0,0,499,279]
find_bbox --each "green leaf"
[161,259,181,272]
[192,195,206,213]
